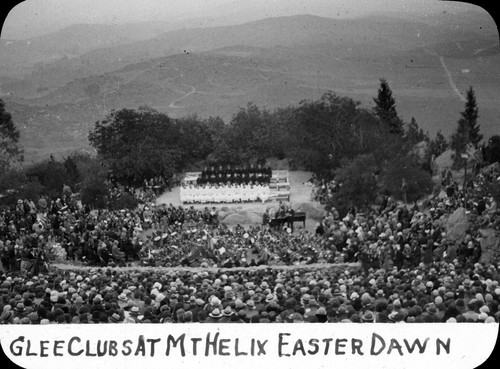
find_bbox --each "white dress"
[208,185,214,203]
[199,186,207,203]
[192,186,199,203]
[259,185,270,203]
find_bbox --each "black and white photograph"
[0,1,499,368]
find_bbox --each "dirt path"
[168,84,196,108]
[438,55,466,102]
[424,46,466,103]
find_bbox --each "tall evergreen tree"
[405,117,429,146]
[451,86,482,166]
[0,99,23,170]
[373,79,404,135]
[429,131,449,158]
[464,86,482,147]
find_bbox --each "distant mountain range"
[0,12,498,163]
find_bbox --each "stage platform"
[157,170,312,208]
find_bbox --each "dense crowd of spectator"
[1,260,499,324]
[0,162,499,324]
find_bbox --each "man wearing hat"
[244,300,259,321]
[13,303,27,319]
[422,303,442,322]
[335,305,349,322]
[127,306,143,322]
[361,310,376,323]
[0,308,14,324]
[190,298,205,322]
[206,307,223,322]
[219,306,235,323]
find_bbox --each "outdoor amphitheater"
[1,160,500,325]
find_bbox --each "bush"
[0,169,44,206]
[330,154,379,215]
[80,177,108,209]
[381,155,433,202]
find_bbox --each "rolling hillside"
[1,13,499,162]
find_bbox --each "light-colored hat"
[209,308,223,318]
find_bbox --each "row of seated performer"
[180,183,271,204]
[197,164,272,185]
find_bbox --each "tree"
[176,115,214,168]
[292,92,368,175]
[80,176,108,209]
[63,155,81,186]
[405,117,429,146]
[463,86,482,147]
[88,106,184,184]
[420,130,449,173]
[76,153,108,208]
[429,131,449,158]
[0,168,44,206]
[205,117,237,165]
[451,86,482,167]
[330,154,380,214]
[0,99,23,171]
[380,154,433,202]
[373,79,404,135]
[227,103,273,162]
[24,156,68,199]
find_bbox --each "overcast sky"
[1,0,485,39]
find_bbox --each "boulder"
[245,211,264,224]
[217,211,229,221]
[478,228,500,264]
[445,207,469,243]
[432,149,454,175]
[266,204,279,214]
[220,213,253,225]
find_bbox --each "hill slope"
[1,13,499,162]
